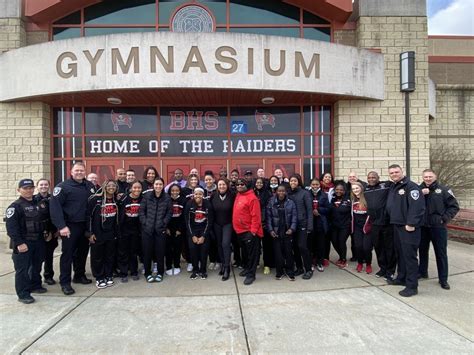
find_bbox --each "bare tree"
[430,144,474,194]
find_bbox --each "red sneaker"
[366,264,373,274]
[323,259,330,267]
[356,263,363,273]
[339,260,348,269]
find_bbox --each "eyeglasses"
[236,183,245,186]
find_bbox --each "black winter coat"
[386,177,425,227]
[419,181,459,227]
[309,189,330,234]
[139,192,172,236]
[265,196,297,234]
[287,187,313,231]
[364,181,392,226]
[329,196,352,229]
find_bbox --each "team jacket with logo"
[329,197,352,229]
[87,196,119,241]
[364,181,392,226]
[386,178,425,227]
[119,194,142,234]
[50,178,95,229]
[419,181,459,227]
[168,195,187,234]
[184,199,214,238]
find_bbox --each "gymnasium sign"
[0,32,384,102]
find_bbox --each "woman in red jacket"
[232,178,263,286]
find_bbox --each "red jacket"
[232,189,263,237]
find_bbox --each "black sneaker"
[375,270,385,278]
[18,295,35,304]
[384,273,395,282]
[106,277,114,287]
[72,276,92,285]
[200,273,208,280]
[387,278,405,286]
[287,274,295,281]
[61,285,75,295]
[243,276,255,285]
[239,269,249,277]
[31,287,47,294]
[294,269,304,277]
[44,278,56,285]
[190,272,199,280]
[418,273,429,279]
[302,271,313,280]
[275,273,283,280]
[131,274,140,281]
[121,277,128,283]
[399,288,418,297]
[96,279,107,289]
[440,281,451,290]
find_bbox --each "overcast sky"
[427,0,473,35]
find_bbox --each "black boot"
[218,265,224,276]
[222,267,230,281]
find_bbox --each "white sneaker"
[152,263,158,274]
[208,262,216,271]
[165,269,173,276]
[173,267,181,275]
[187,263,193,272]
[215,263,221,271]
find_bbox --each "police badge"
[6,207,15,218]
[410,190,420,200]
[435,188,442,194]
[53,187,62,196]
[398,189,405,195]
[448,189,455,197]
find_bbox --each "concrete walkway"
[0,240,473,354]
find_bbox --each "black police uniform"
[49,177,95,287]
[34,193,58,283]
[418,181,459,284]
[5,197,47,299]
[365,181,396,278]
[386,177,425,291]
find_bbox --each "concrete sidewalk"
[0,240,472,354]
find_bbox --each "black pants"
[419,226,448,283]
[293,228,312,272]
[354,226,373,264]
[371,224,396,276]
[394,225,421,290]
[117,229,141,277]
[331,226,350,261]
[142,231,166,277]
[59,222,89,286]
[312,225,326,265]
[12,240,45,299]
[166,230,183,270]
[214,223,233,268]
[90,239,116,280]
[350,234,356,258]
[239,232,260,278]
[43,237,58,280]
[232,229,243,266]
[189,235,210,273]
[273,235,294,276]
[262,229,275,268]
[208,230,220,264]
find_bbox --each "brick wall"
[334,29,356,47]
[334,16,431,183]
[430,87,474,208]
[0,17,25,53]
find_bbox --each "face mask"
[270,183,278,189]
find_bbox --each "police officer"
[418,169,459,290]
[365,171,396,281]
[5,179,48,304]
[116,168,128,194]
[50,162,95,295]
[386,164,425,297]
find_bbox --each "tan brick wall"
[430,87,474,208]
[26,30,49,46]
[0,17,25,53]
[334,16,431,183]
[0,103,51,238]
[334,29,356,47]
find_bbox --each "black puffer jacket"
[364,181,392,226]
[139,192,172,236]
[419,181,459,227]
[287,187,313,231]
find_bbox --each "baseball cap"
[18,179,35,188]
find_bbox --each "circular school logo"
[171,4,215,33]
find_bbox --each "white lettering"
[90,140,102,154]
[149,140,158,153]
[287,139,296,152]
[160,140,170,153]
[180,140,190,153]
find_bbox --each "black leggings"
[189,235,210,273]
[262,229,275,268]
[293,228,312,272]
[166,229,183,269]
[273,236,294,276]
[214,223,233,268]
[353,226,373,264]
[118,230,141,277]
[331,226,350,261]
[142,231,166,277]
[90,239,116,280]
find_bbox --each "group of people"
[5,162,459,304]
